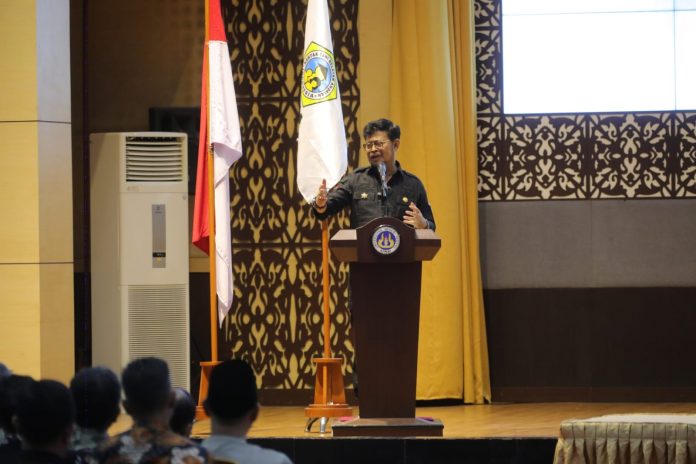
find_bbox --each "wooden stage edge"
[111,402,696,439]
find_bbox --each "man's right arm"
[311,175,352,220]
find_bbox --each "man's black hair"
[204,359,257,422]
[70,366,121,431]
[121,357,171,416]
[0,374,35,435]
[170,387,196,436]
[16,379,75,446]
[363,118,401,141]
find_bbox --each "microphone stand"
[378,162,390,217]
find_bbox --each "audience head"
[170,387,196,437]
[0,362,10,379]
[0,374,35,436]
[121,357,172,419]
[204,359,258,425]
[15,379,75,453]
[70,366,121,432]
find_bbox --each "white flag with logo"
[297,0,348,202]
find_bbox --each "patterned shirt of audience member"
[72,426,109,463]
[72,427,108,452]
[94,422,209,464]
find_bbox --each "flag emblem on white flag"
[302,42,339,106]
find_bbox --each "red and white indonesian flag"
[192,0,242,325]
[297,0,348,202]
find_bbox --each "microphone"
[378,162,389,199]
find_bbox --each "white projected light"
[676,11,696,110]
[502,1,696,114]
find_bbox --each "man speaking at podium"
[310,118,436,230]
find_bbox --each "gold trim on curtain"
[388,0,490,403]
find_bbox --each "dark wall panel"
[486,288,696,401]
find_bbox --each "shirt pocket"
[394,194,412,219]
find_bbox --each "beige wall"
[86,0,204,133]
[0,0,74,383]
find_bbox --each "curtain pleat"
[448,0,491,404]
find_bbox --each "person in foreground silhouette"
[169,388,196,438]
[15,379,76,464]
[0,373,35,463]
[69,366,122,458]
[202,359,292,464]
[94,357,209,464]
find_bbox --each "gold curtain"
[389,0,490,403]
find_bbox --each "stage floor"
[112,402,696,439]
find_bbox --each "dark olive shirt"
[314,162,436,230]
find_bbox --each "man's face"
[364,130,399,169]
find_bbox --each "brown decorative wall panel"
[474,0,501,116]
[505,115,585,200]
[676,113,696,196]
[477,116,502,200]
[591,114,671,198]
[218,0,359,390]
[475,0,696,201]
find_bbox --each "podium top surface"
[329,217,441,263]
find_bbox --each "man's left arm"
[416,187,436,231]
[403,179,436,231]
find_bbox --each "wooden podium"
[328,216,443,437]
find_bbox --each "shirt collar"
[370,160,403,178]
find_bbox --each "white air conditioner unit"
[90,132,190,390]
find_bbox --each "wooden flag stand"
[195,361,219,420]
[304,219,352,432]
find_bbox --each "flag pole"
[203,0,219,365]
[207,150,218,361]
[203,0,219,363]
[196,0,220,420]
[321,219,331,359]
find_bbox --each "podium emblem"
[371,225,401,255]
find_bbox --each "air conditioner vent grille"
[127,284,189,389]
[125,136,184,183]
